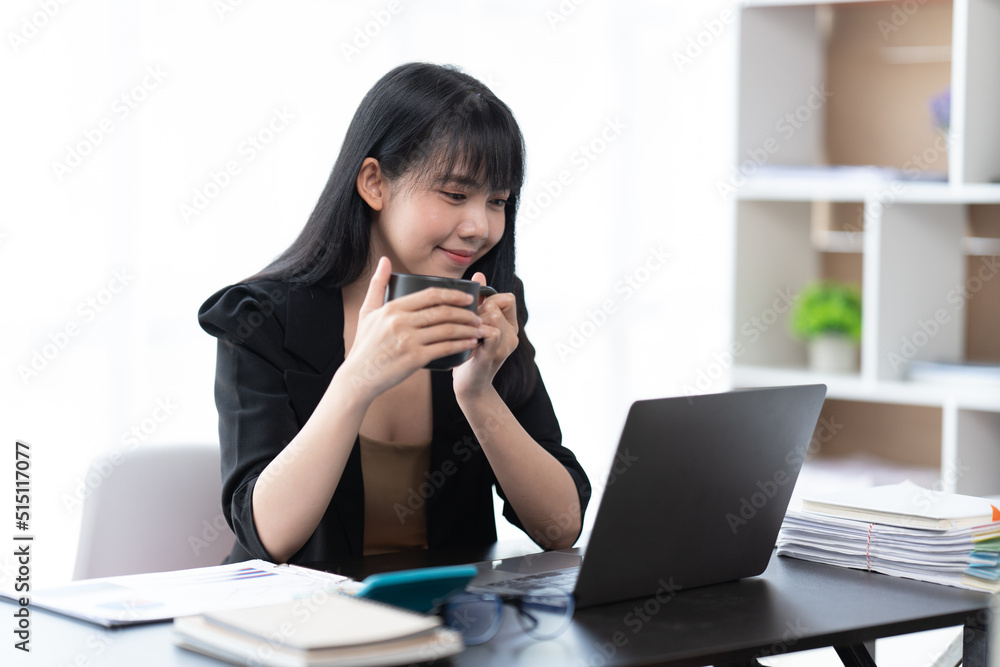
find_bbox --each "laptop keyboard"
[476,567,580,594]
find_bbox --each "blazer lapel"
[283,282,346,373]
[281,282,363,557]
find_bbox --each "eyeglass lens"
[442,593,503,645]
[442,588,573,645]
[513,588,574,640]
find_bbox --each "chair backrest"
[73,442,236,580]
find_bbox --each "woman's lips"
[439,248,475,266]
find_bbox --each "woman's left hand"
[452,272,518,400]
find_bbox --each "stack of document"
[2,559,464,666]
[905,359,1000,388]
[1,560,355,627]
[174,595,464,667]
[777,480,1000,593]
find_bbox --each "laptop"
[469,384,827,608]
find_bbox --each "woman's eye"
[490,198,508,208]
[443,192,465,201]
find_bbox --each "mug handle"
[476,286,498,307]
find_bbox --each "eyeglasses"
[434,588,574,645]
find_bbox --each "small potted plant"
[790,280,862,373]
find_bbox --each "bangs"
[408,93,525,196]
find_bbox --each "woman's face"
[368,167,509,279]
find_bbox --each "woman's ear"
[355,157,385,211]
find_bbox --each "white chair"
[73,442,236,580]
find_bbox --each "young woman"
[199,63,590,565]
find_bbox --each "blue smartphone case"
[355,564,479,613]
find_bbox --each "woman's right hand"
[339,257,483,403]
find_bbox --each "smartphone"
[355,564,479,613]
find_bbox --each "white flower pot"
[808,334,858,373]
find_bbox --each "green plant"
[790,281,862,342]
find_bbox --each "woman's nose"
[458,208,490,240]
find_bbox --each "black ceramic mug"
[384,273,498,370]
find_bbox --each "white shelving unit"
[732,0,1000,495]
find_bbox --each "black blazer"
[198,279,591,565]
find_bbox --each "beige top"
[359,433,432,556]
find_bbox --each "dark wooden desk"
[305,543,992,667]
[3,545,992,666]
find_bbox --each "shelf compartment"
[734,199,864,371]
[965,204,1000,362]
[825,2,952,175]
[734,200,819,369]
[954,0,1000,184]
[952,408,1000,495]
[738,3,955,174]
[811,398,941,470]
[738,0,1000,187]
[871,203,967,381]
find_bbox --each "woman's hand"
[339,257,483,403]
[452,272,519,401]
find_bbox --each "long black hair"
[251,62,537,406]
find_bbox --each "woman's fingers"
[359,256,393,317]
[350,267,507,396]
[418,337,480,364]
[389,286,475,313]
[405,303,482,330]
[478,293,517,334]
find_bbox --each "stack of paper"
[1,560,354,627]
[174,594,464,667]
[777,481,1000,592]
